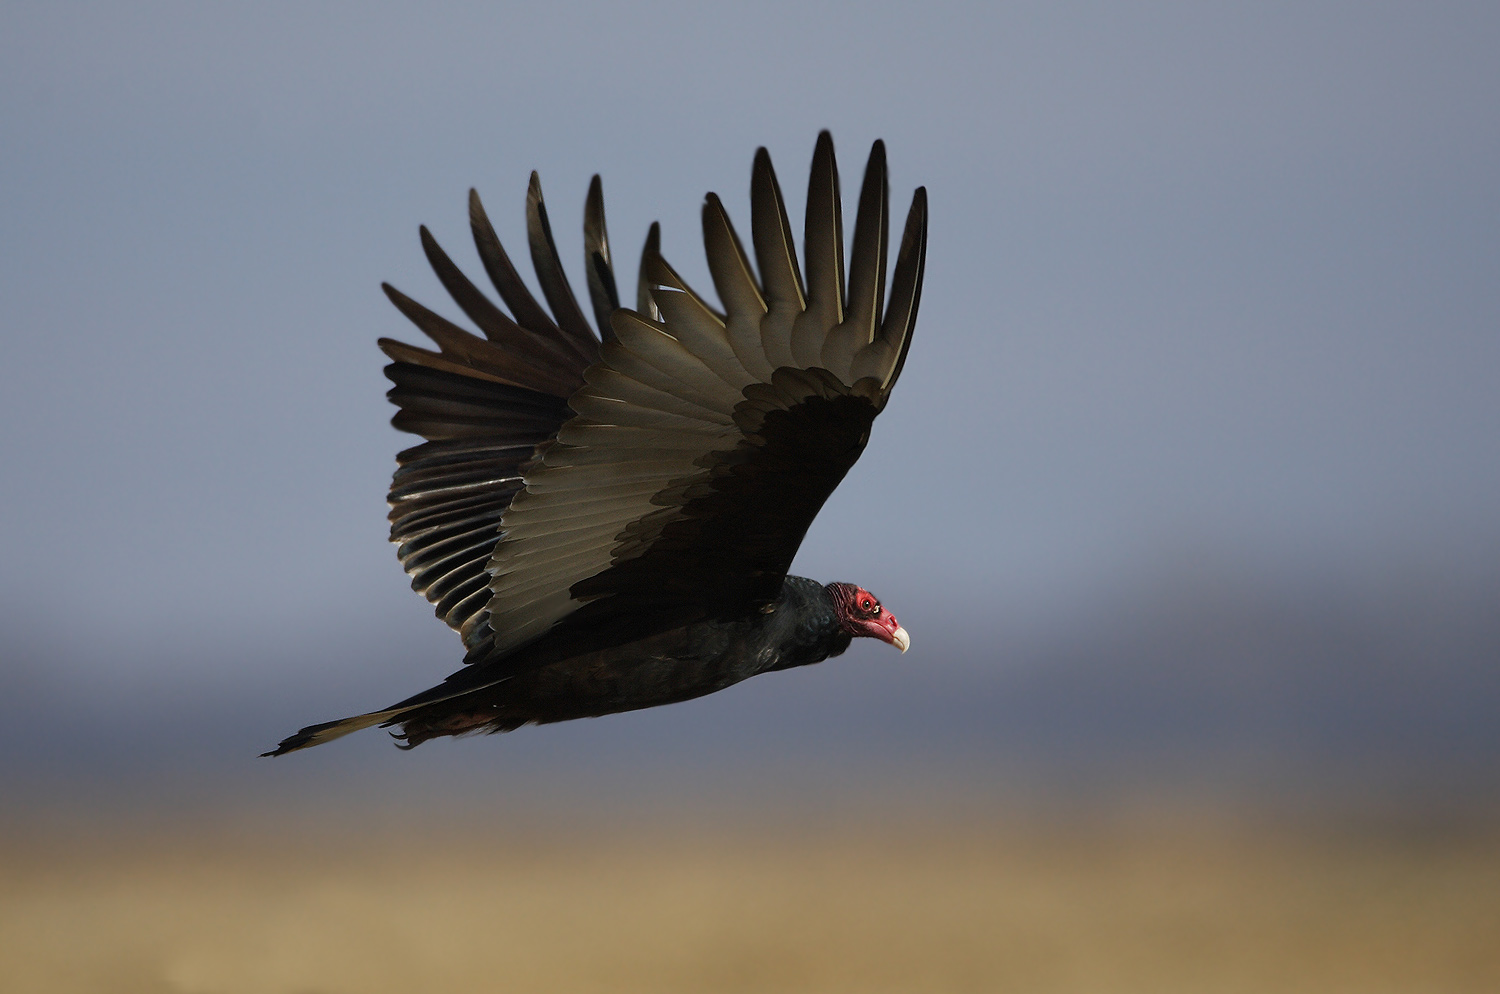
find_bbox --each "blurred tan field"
[3,813,1497,994]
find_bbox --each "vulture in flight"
[266,133,927,755]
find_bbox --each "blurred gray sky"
[2,2,1497,800]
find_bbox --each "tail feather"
[260,708,408,757]
[262,668,513,756]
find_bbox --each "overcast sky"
[2,3,1497,770]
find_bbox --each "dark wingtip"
[700,193,721,232]
[467,188,493,237]
[524,167,599,357]
[812,132,839,174]
[812,131,836,170]
[701,192,736,236]
[844,139,891,342]
[637,221,663,319]
[904,185,929,231]
[584,172,619,337]
[751,147,777,191]
[877,184,929,402]
[417,225,442,262]
[380,282,426,320]
[811,131,836,167]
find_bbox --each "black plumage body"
[265,134,925,756]
[393,576,849,745]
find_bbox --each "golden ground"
[2,814,1496,993]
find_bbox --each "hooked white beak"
[890,626,910,653]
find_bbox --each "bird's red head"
[827,583,909,652]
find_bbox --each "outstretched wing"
[465,133,928,661]
[381,134,925,664]
[377,172,607,647]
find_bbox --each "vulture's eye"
[862,599,875,612]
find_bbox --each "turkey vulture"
[265,133,926,755]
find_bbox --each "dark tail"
[261,669,513,756]
[261,708,409,756]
